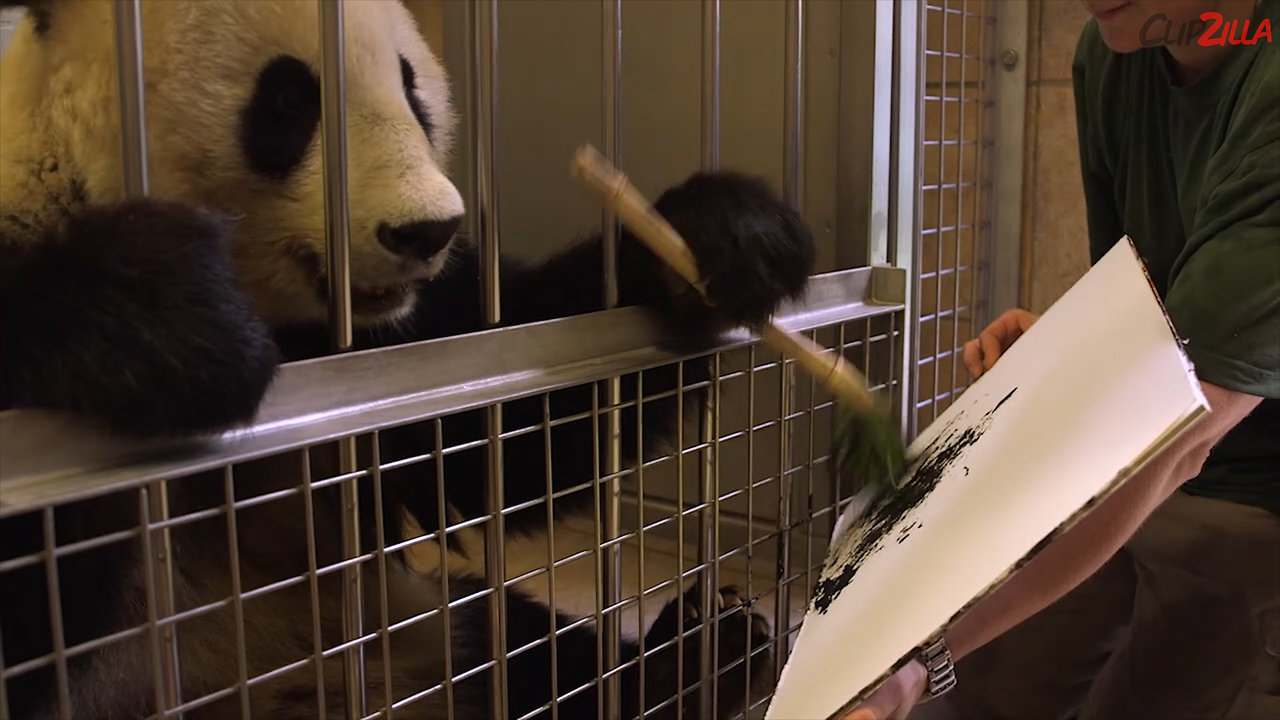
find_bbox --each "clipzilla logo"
[1140,11,1273,47]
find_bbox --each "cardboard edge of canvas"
[782,237,1212,720]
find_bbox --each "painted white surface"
[766,238,1208,720]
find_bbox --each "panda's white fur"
[1,0,460,326]
[0,1,818,718]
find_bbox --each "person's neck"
[1165,0,1260,85]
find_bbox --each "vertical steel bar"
[697,2,722,716]
[468,2,507,716]
[850,0,899,268]
[783,0,805,209]
[952,1,971,402]
[600,2,624,717]
[933,2,949,425]
[41,508,71,719]
[112,5,181,713]
[802,333,817,603]
[0,622,8,720]
[774,0,805,679]
[701,0,721,169]
[137,488,169,719]
[591,384,607,720]
[222,468,251,719]
[472,1,501,322]
[368,434,395,719]
[890,0,924,439]
[316,3,364,716]
[674,362,686,719]
[743,345,757,714]
[986,0,1026,328]
[832,322,852,520]
[541,396,560,720]
[434,420,457,720]
[697,353,722,720]
[588,384,609,717]
[970,0,995,337]
[319,0,353,353]
[299,452,329,720]
[149,485,181,719]
[602,0,622,312]
[773,358,794,680]
[631,376,646,717]
[336,455,363,720]
[712,355,723,717]
[113,0,148,198]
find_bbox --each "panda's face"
[0,0,463,327]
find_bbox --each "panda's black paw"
[0,200,280,439]
[647,171,815,339]
[641,582,775,719]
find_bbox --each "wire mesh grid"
[0,314,901,720]
[915,0,997,432]
[0,1,918,719]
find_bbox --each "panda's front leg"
[0,200,281,438]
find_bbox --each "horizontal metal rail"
[0,265,905,516]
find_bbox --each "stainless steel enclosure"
[0,1,1018,718]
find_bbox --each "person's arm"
[943,378,1261,660]
[841,367,1262,720]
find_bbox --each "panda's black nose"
[377,217,462,261]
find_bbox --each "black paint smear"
[811,387,1018,614]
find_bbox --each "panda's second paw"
[1,200,281,438]
[648,171,815,334]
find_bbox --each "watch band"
[919,636,957,700]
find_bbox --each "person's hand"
[838,658,928,720]
[961,308,1039,379]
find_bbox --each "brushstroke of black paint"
[811,387,1017,614]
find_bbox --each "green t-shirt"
[1072,1,1280,515]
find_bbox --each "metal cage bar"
[315,5,367,717]
[0,2,940,719]
[599,2,624,717]
[111,4,184,716]
[696,1,722,716]
[465,2,509,719]
[988,0,1027,324]
[891,0,925,439]
[773,0,806,679]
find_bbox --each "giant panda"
[0,1,817,718]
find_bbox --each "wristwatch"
[919,636,957,701]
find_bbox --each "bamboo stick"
[570,143,878,414]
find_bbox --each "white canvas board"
[765,237,1208,720]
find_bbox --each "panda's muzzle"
[284,217,461,319]
[309,275,416,318]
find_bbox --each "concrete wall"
[1019,0,1093,313]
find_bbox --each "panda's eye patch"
[239,54,321,181]
[399,54,435,145]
